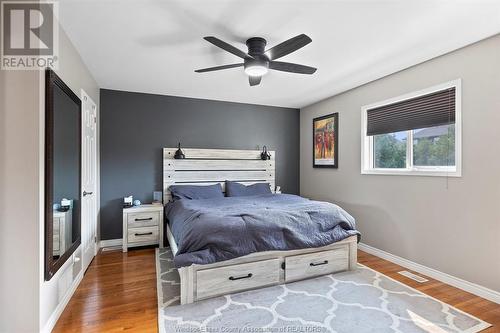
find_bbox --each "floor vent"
[101,246,121,252]
[398,270,429,283]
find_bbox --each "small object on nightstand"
[275,186,281,194]
[153,191,162,204]
[122,204,164,252]
[59,198,72,212]
[133,199,141,206]
[123,195,133,208]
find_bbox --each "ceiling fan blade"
[249,76,261,86]
[265,34,312,60]
[269,61,317,74]
[195,63,243,73]
[204,36,251,59]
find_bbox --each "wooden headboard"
[163,148,276,203]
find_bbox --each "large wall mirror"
[45,69,82,280]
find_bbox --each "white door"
[81,90,98,272]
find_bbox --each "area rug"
[156,248,490,333]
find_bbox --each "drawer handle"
[310,260,328,267]
[229,273,253,281]
[135,232,153,236]
[135,217,153,221]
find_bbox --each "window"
[373,131,407,169]
[361,80,461,176]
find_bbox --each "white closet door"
[81,90,98,272]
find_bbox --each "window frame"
[361,79,462,177]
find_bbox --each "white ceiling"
[58,0,500,108]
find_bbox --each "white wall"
[300,34,500,293]
[0,12,99,333]
[0,70,42,333]
[39,24,100,333]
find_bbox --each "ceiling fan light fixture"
[244,56,269,77]
[244,64,268,77]
[195,34,316,86]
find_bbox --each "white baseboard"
[358,242,500,305]
[41,270,84,333]
[99,238,122,248]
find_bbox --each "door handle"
[83,191,93,196]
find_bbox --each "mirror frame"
[44,69,82,281]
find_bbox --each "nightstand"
[122,204,164,252]
[53,209,72,257]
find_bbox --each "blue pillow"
[225,181,272,197]
[169,184,224,201]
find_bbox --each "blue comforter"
[165,194,359,267]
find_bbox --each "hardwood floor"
[53,248,158,333]
[358,251,500,332]
[53,248,500,332]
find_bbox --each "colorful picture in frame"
[313,113,338,168]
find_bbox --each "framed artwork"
[313,113,338,168]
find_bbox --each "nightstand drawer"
[53,235,60,251]
[127,226,159,243]
[127,212,160,228]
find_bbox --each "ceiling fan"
[195,34,317,86]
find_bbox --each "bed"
[163,147,359,304]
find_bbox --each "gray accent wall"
[100,90,300,240]
[53,85,80,204]
[300,35,500,293]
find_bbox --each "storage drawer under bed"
[196,259,281,300]
[285,246,349,282]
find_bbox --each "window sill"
[361,168,461,177]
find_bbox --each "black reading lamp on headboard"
[260,145,271,160]
[174,142,185,159]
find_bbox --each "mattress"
[165,193,360,267]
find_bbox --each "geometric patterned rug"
[156,248,490,333]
